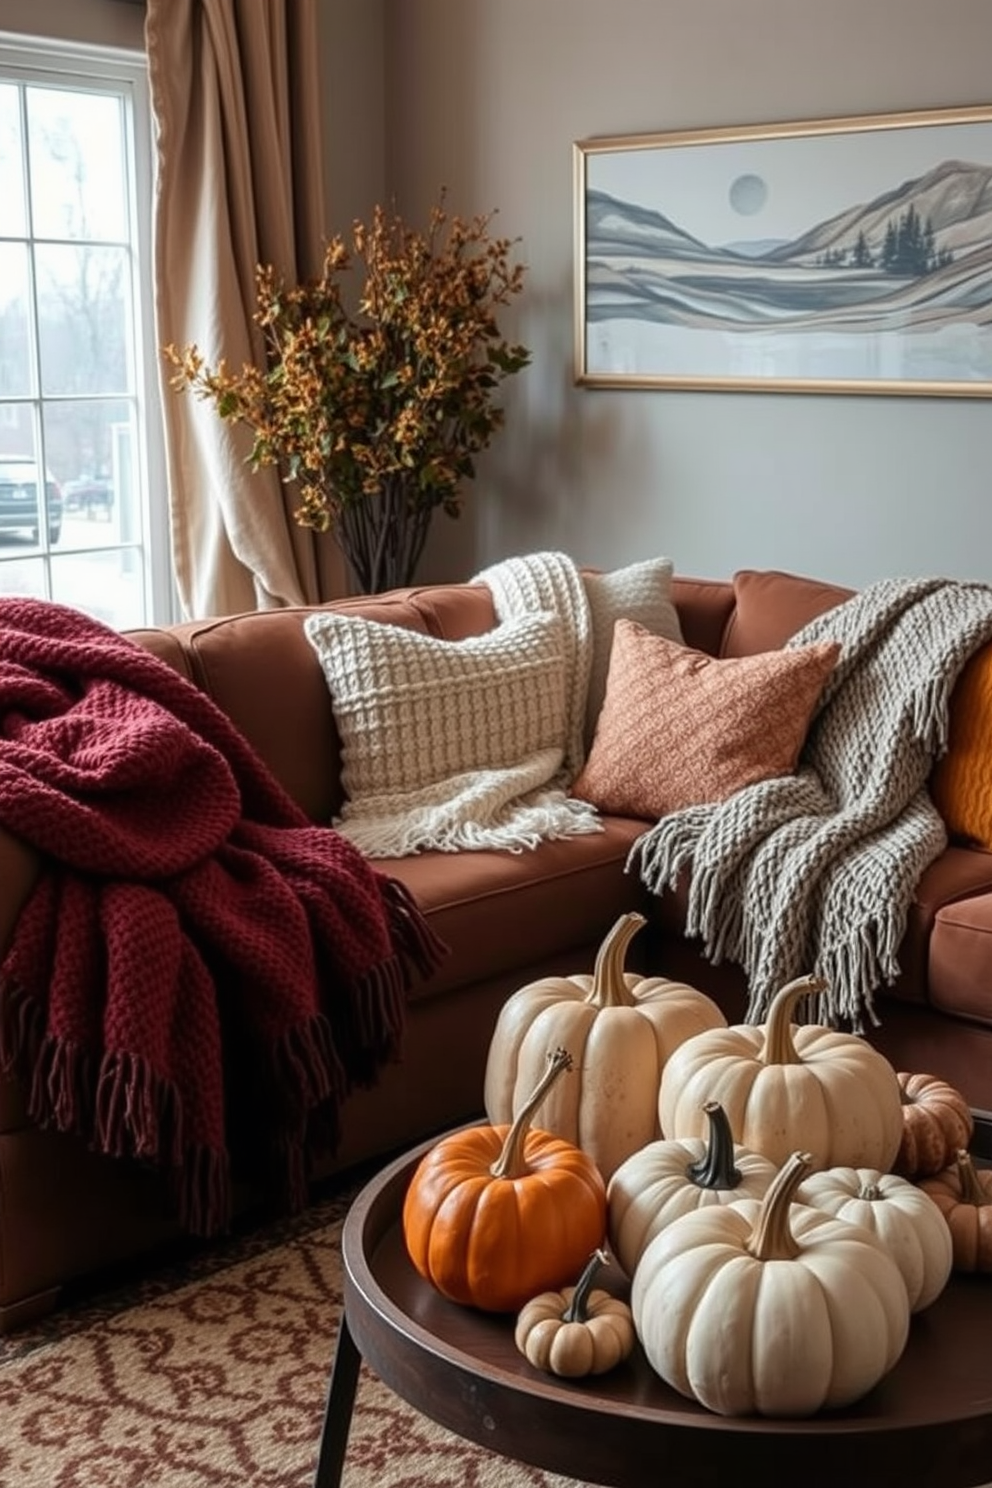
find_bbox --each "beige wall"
[0,0,142,48]
[382,0,992,589]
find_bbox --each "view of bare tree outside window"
[0,54,166,629]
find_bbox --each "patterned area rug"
[0,1174,595,1488]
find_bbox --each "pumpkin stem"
[760,975,829,1066]
[561,1248,609,1323]
[490,1046,573,1180]
[859,1181,882,1202]
[954,1148,987,1206]
[584,912,646,1009]
[686,1100,742,1189]
[744,1150,812,1261]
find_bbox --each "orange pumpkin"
[919,1149,992,1273]
[892,1071,974,1178]
[402,1047,607,1312]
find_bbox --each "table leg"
[311,1311,361,1488]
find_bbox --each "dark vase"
[335,474,437,595]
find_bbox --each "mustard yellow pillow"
[571,620,840,819]
[931,642,992,848]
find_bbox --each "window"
[0,33,172,628]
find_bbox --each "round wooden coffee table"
[311,1132,992,1488]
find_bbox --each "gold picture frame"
[574,105,992,396]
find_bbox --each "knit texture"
[304,606,599,856]
[930,640,992,848]
[582,555,683,747]
[475,549,594,784]
[0,598,447,1236]
[572,620,839,818]
[629,576,992,1030]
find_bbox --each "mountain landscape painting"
[577,108,992,395]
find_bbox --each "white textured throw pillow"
[582,556,684,746]
[303,608,600,857]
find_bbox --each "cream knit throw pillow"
[582,556,683,748]
[303,609,601,857]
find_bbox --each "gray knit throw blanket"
[629,576,992,1031]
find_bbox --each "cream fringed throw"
[629,576,992,1031]
[304,553,601,857]
[474,549,594,782]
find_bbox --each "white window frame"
[0,29,175,626]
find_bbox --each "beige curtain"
[145,0,345,618]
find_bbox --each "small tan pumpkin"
[631,1151,910,1417]
[892,1071,974,1178]
[606,1099,778,1279]
[484,912,726,1181]
[919,1149,992,1273]
[514,1248,635,1378]
[797,1165,953,1312]
[658,973,904,1173]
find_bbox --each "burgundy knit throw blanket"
[0,597,447,1236]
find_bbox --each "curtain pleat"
[146,0,345,618]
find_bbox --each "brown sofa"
[0,566,990,1329]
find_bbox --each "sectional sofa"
[0,562,991,1329]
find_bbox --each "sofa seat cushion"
[380,815,650,1005]
[929,872,992,1028]
[646,843,992,1020]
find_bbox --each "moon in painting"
[728,173,768,216]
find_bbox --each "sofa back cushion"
[127,584,500,822]
[721,569,854,657]
[670,576,736,656]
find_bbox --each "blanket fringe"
[95,1050,184,1166]
[271,1014,345,1114]
[175,1143,233,1237]
[380,875,449,980]
[0,972,44,1084]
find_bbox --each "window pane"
[36,243,130,397]
[0,41,171,628]
[0,552,47,600]
[44,398,140,550]
[0,243,34,396]
[0,445,60,551]
[26,86,126,242]
[0,82,26,235]
[50,545,146,629]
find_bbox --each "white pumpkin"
[797,1164,953,1313]
[484,912,726,1181]
[658,973,904,1173]
[631,1151,910,1417]
[606,1099,778,1278]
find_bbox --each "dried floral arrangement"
[165,195,530,593]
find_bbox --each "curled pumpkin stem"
[561,1248,610,1323]
[760,976,828,1066]
[745,1150,812,1261]
[584,912,646,1010]
[686,1100,742,1189]
[955,1148,987,1206]
[490,1046,572,1180]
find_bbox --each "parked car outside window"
[0,458,62,545]
[63,476,114,519]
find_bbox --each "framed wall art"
[574,105,992,397]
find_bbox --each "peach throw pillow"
[930,641,992,849]
[571,620,841,818]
